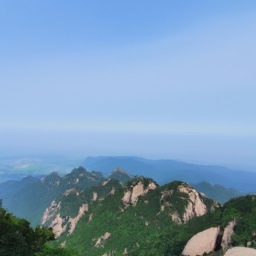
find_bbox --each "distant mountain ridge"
[0,166,134,226]
[193,181,243,204]
[0,167,105,226]
[82,156,256,192]
[2,156,255,228]
[0,175,39,199]
[109,167,134,183]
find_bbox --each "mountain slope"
[44,175,256,255]
[46,177,218,255]
[109,167,134,183]
[2,167,105,226]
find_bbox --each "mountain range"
[1,158,256,255]
[82,156,256,192]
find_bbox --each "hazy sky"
[1,1,256,170]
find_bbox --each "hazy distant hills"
[1,167,105,226]
[0,175,39,199]
[0,155,84,183]
[1,155,255,229]
[193,181,243,204]
[82,156,256,192]
[0,167,133,227]
[109,167,134,183]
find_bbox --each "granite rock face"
[182,227,220,256]
[122,180,157,205]
[221,220,236,249]
[224,247,256,256]
[178,184,208,222]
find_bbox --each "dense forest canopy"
[0,199,75,256]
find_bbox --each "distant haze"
[1,1,256,171]
[1,129,255,172]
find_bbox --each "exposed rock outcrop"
[60,240,66,248]
[122,181,157,205]
[122,190,132,204]
[182,227,220,256]
[182,220,238,256]
[46,203,88,237]
[131,181,147,204]
[68,204,88,235]
[221,219,236,249]
[94,232,111,248]
[93,192,98,201]
[51,213,66,238]
[224,247,256,256]
[109,187,115,195]
[109,168,134,183]
[171,212,182,224]
[178,184,208,222]
[111,168,133,178]
[160,183,214,224]
[102,179,110,186]
[64,188,78,196]
[41,200,61,226]
[160,189,173,201]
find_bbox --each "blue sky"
[1,1,256,169]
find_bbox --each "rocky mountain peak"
[159,181,219,224]
[41,172,61,187]
[122,177,158,205]
[178,183,208,222]
[111,168,131,175]
[109,168,134,183]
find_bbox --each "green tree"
[0,203,75,256]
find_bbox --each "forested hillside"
[0,199,75,256]
[1,166,256,255]
[46,177,218,255]
[1,167,105,226]
[49,191,256,255]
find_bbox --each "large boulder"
[221,220,236,249]
[182,227,220,256]
[224,247,256,256]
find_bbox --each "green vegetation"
[46,177,256,256]
[109,168,133,183]
[2,167,105,226]
[133,195,256,255]
[2,168,256,256]
[0,200,75,256]
[57,179,123,220]
[51,178,218,255]
[222,195,256,246]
